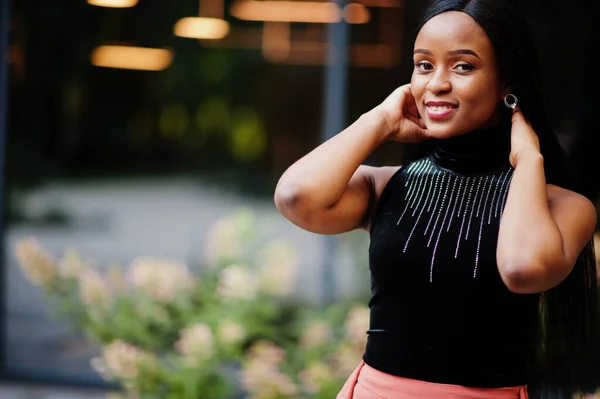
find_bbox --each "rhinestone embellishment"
[397,157,514,282]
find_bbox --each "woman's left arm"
[496,109,597,294]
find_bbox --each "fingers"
[404,113,420,127]
[407,116,426,129]
[399,85,422,119]
[510,106,528,128]
[399,84,413,104]
[510,106,540,149]
[395,84,426,132]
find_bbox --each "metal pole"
[0,0,11,378]
[320,2,349,305]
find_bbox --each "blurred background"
[1,0,599,397]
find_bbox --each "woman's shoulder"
[546,184,597,229]
[360,165,403,232]
[547,184,594,205]
[360,165,402,200]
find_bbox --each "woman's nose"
[426,70,451,94]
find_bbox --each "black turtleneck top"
[363,121,541,388]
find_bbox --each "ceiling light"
[91,46,173,71]
[230,1,342,23]
[87,0,138,8]
[174,17,230,40]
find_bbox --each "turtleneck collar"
[432,117,512,174]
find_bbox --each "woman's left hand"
[509,108,541,168]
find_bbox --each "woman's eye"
[454,63,475,72]
[414,61,433,71]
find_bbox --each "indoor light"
[174,17,230,40]
[91,46,173,71]
[87,0,138,8]
[230,1,342,23]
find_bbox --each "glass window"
[4,0,407,384]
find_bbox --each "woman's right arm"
[274,107,393,235]
[274,85,425,235]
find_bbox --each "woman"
[274,0,598,398]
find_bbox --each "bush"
[15,208,368,399]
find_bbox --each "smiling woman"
[410,11,505,138]
[273,0,599,398]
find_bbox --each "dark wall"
[403,0,600,200]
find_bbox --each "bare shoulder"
[547,184,594,205]
[547,184,597,220]
[356,165,401,231]
[358,165,402,200]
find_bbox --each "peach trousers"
[337,361,528,399]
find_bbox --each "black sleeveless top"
[364,122,541,388]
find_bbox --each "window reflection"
[4,0,404,384]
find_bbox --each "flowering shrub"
[238,304,369,399]
[15,208,369,399]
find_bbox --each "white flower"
[345,305,370,348]
[241,366,297,399]
[300,321,333,348]
[174,324,213,365]
[15,237,56,288]
[247,340,286,364]
[217,264,259,300]
[299,361,334,394]
[203,217,242,264]
[57,248,86,278]
[217,320,246,345]
[91,340,156,381]
[259,240,299,296]
[330,344,362,379]
[78,267,111,310]
[125,257,196,302]
[241,341,297,399]
[106,264,126,293]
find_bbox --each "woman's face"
[411,11,506,139]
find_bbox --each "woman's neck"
[432,118,512,174]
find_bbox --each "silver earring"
[504,93,518,109]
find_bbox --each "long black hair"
[404,1,599,397]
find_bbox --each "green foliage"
[15,208,369,398]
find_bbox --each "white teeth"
[428,106,454,112]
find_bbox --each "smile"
[426,104,458,120]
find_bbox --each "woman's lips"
[425,102,458,120]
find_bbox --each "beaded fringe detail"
[396,157,514,282]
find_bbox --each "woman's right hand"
[377,84,428,143]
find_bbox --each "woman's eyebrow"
[413,48,482,60]
[448,49,481,59]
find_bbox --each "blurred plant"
[15,208,369,399]
[237,302,369,399]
